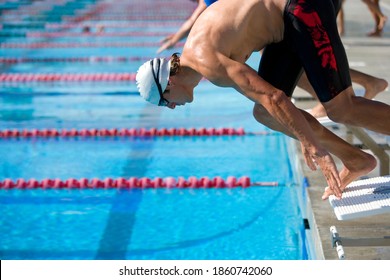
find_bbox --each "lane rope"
[0,73,136,82]
[45,22,182,28]
[0,128,272,138]
[0,176,279,189]
[0,42,184,48]
[0,73,209,83]
[25,31,173,38]
[0,56,152,64]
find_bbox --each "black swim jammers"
[258,0,351,103]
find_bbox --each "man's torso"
[184,0,287,64]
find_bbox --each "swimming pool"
[0,0,312,260]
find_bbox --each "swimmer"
[96,24,105,33]
[82,26,91,33]
[362,0,388,37]
[136,0,390,199]
[157,0,210,54]
[158,0,388,120]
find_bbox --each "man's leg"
[348,68,388,99]
[336,0,345,35]
[362,0,387,35]
[253,103,377,196]
[287,0,390,135]
[323,86,390,134]
[298,69,388,118]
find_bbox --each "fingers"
[300,145,343,200]
[326,172,342,199]
[157,41,174,54]
[157,43,169,54]
[304,153,317,171]
[316,154,342,199]
[301,144,317,171]
[322,186,333,200]
[333,167,342,191]
[160,35,173,43]
[322,184,344,200]
[156,46,165,54]
[326,167,342,198]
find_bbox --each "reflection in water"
[0,95,56,125]
[1,95,34,122]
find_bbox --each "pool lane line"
[0,72,136,82]
[0,31,174,39]
[121,186,285,258]
[24,31,173,38]
[0,41,185,48]
[95,101,163,259]
[0,176,279,189]
[0,56,152,64]
[0,127,275,138]
[0,73,209,83]
[44,22,182,29]
[0,186,287,259]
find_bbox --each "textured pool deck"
[294,0,390,260]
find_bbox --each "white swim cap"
[136,58,171,105]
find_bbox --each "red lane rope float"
[0,73,136,82]
[4,11,192,17]
[7,14,190,22]
[26,31,173,38]
[61,15,191,21]
[0,73,210,83]
[7,15,192,22]
[0,56,152,64]
[4,2,194,15]
[0,42,184,49]
[66,3,106,25]
[45,22,182,29]
[0,176,278,189]
[0,127,270,138]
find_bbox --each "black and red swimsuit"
[258,0,351,102]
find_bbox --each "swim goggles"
[150,59,169,107]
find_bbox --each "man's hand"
[157,35,175,54]
[300,142,342,199]
[322,186,335,200]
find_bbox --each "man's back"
[184,0,287,64]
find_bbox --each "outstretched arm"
[205,54,342,197]
[157,0,208,54]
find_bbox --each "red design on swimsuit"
[292,0,337,71]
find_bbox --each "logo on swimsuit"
[292,0,338,71]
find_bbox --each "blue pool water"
[0,0,310,260]
[1,186,302,260]
[0,136,292,182]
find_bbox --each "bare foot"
[364,77,388,100]
[367,29,383,37]
[308,103,327,118]
[378,15,388,31]
[322,152,377,200]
